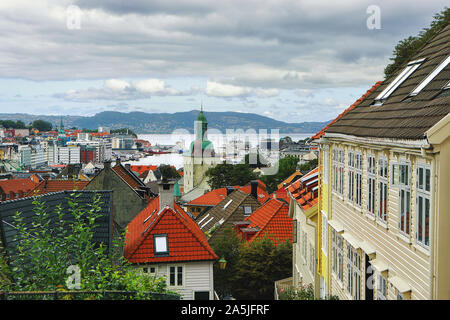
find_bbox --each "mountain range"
[0,110,329,134]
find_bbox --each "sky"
[0,0,448,123]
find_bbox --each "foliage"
[242,152,269,168]
[31,119,53,131]
[1,193,179,299]
[205,162,260,190]
[279,283,340,300]
[0,120,27,129]
[158,164,180,181]
[298,158,318,172]
[211,229,292,300]
[384,8,449,79]
[260,155,299,193]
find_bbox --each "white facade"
[136,261,215,300]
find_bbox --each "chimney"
[250,180,258,199]
[158,180,175,209]
[125,163,131,171]
[116,158,121,165]
[226,186,235,196]
[104,160,111,170]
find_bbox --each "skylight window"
[154,234,168,255]
[373,58,425,105]
[410,55,450,96]
[223,199,233,210]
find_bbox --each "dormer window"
[372,58,425,106]
[154,234,169,256]
[410,55,450,96]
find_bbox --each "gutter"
[323,132,431,150]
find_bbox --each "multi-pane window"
[377,273,387,300]
[338,149,344,195]
[367,155,376,215]
[416,165,431,248]
[378,157,388,222]
[353,251,361,300]
[393,163,411,235]
[355,153,363,207]
[169,265,183,287]
[346,243,353,295]
[302,231,308,261]
[348,152,355,202]
[293,220,298,243]
[332,149,338,192]
[322,213,328,256]
[332,229,337,275]
[337,234,343,282]
[309,244,315,275]
[323,148,329,183]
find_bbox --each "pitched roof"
[187,180,270,207]
[112,164,146,189]
[196,189,255,233]
[124,197,217,264]
[27,179,88,196]
[130,165,158,175]
[312,81,382,140]
[277,170,303,189]
[287,168,319,211]
[323,23,450,140]
[0,178,37,195]
[0,190,113,252]
[241,198,292,245]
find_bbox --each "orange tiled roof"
[286,167,319,211]
[277,170,303,190]
[124,197,218,263]
[312,81,382,140]
[187,181,270,207]
[0,178,37,196]
[238,198,292,245]
[130,165,158,175]
[27,179,89,196]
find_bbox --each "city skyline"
[0,0,448,123]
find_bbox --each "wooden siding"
[328,142,433,300]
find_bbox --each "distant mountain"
[0,110,329,134]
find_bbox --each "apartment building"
[315,24,450,300]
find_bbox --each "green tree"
[232,236,292,300]
[32,119,53,131]
[205,162,259,190]
[158,164,180,182]
[384,8,449,79]
[1,193,179,299]
[261,155,299,193]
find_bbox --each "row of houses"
[283,23,450,300]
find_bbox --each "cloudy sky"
[0,0,448,123]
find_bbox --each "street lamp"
[218,257,227,270]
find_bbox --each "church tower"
[183,107,219,194]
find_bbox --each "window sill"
[365,213,376,221]
[413,243,430,256]
[396,232,412,246]
[376,219,388,230]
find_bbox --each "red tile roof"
[312,81,383,140]
[130,165,158,175]
[0,178,37,198]
[187,181,270,207]
[287,168,319,211]
[124,197,218,264]
[237,198,292,245]
[27,179,89,196]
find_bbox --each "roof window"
[410,55,450,96]
[372,58,425,105]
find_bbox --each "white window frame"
[374,58,425,103]
[416,164,431,249]
[410,55,450,96]
[331,229,337,275]
[337,234,343,283]
[338,149,344,195]
[346,242,353,296]
[367,154,376,215]
[353,250,361,300]
[348,151,355,202]
[154,234,169,255]
[392,162,411,236]
[377,273,387,300]
[322,212,328,256]
[355,152,363,207]
[168,264,184,288]
[378,156,388,222]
